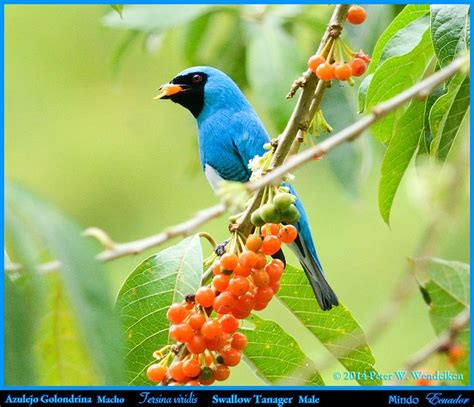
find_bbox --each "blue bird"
[156,66,338,310]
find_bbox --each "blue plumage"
[158,66,338,310]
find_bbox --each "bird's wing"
[230,111,270,173]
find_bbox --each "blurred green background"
[5,5,469,385]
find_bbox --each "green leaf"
[111,5,123,19]
[430,5,470,68]
[5,274,37,385]
[102,5,218,32]
[430,74,470,161]
[379,15,431,65]
[378,100,426,225]
[416,83,446,160]
[242,314,324,385]
[35,273,98,385]
[415,258,469,383]
[277,265,380,386]
[247,18,301,132]
[365,29,433,143]
[116,236,203,385]
[357,73,373,113]
[368,5,430,73]
[6,183,125,385]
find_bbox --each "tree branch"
[400,308,469,378]
[234,4,350,236]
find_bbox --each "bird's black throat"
[168,72,208,118]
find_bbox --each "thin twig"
[96,203,226,261]
[5,260,61,274]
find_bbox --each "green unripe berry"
[273,192,295,211]
[260,203,281,224]
[251,209,265,227]
[281,204,300,223]
[200,366,214,381]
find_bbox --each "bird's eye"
[192,74,202,84]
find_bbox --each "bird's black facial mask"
[157,72,208,118]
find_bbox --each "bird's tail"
[287,185,339,311]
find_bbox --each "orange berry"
[255,252,267,269]
[219,314,239,334]
[186,380,200,386]
[146,363,166,383]
[188,312,206,330]
[279,225,298,243]
[350,57,367,77]
[214,364,230,381]
[213,292,236,314]
[221,348,241,367]
[227,276,250,297]
[239,251,258,268]
[212,261,222,276]
[195,286,216,308]
[266,261,284,282]
[245,235,263,252]
[262,223,280,237]
[201,319,223,340]
[334,63,352,81]
[212,274,230,292]
[182,358,201,378]
[205,334,228,351]
[347,5,366,25]
[253,300,269,311]
[169,323,194,343]
[308,55,326,73]
[167,303,188,324]
[231,332,248,350]
[253,270,270,288]
[169,361,187,382]
[415,377,433,386]
[186,334,207,354]
[220,253,238,271]
[255,286,274,303]
[355,51,371,63]
[270,281,281,294]
[231,307,250,320]
[448,345,465,365]
[261,235,282,255]
[234,263,251,277]
[236,292,256,312]
[316,63,335,81]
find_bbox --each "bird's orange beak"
[154,84,185,100]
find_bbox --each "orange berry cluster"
[147,222,298,386]
[307,5,370,82]
[308,51,370,82]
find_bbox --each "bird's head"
[155,66,248,119]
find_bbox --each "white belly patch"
[205,164,224,191]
